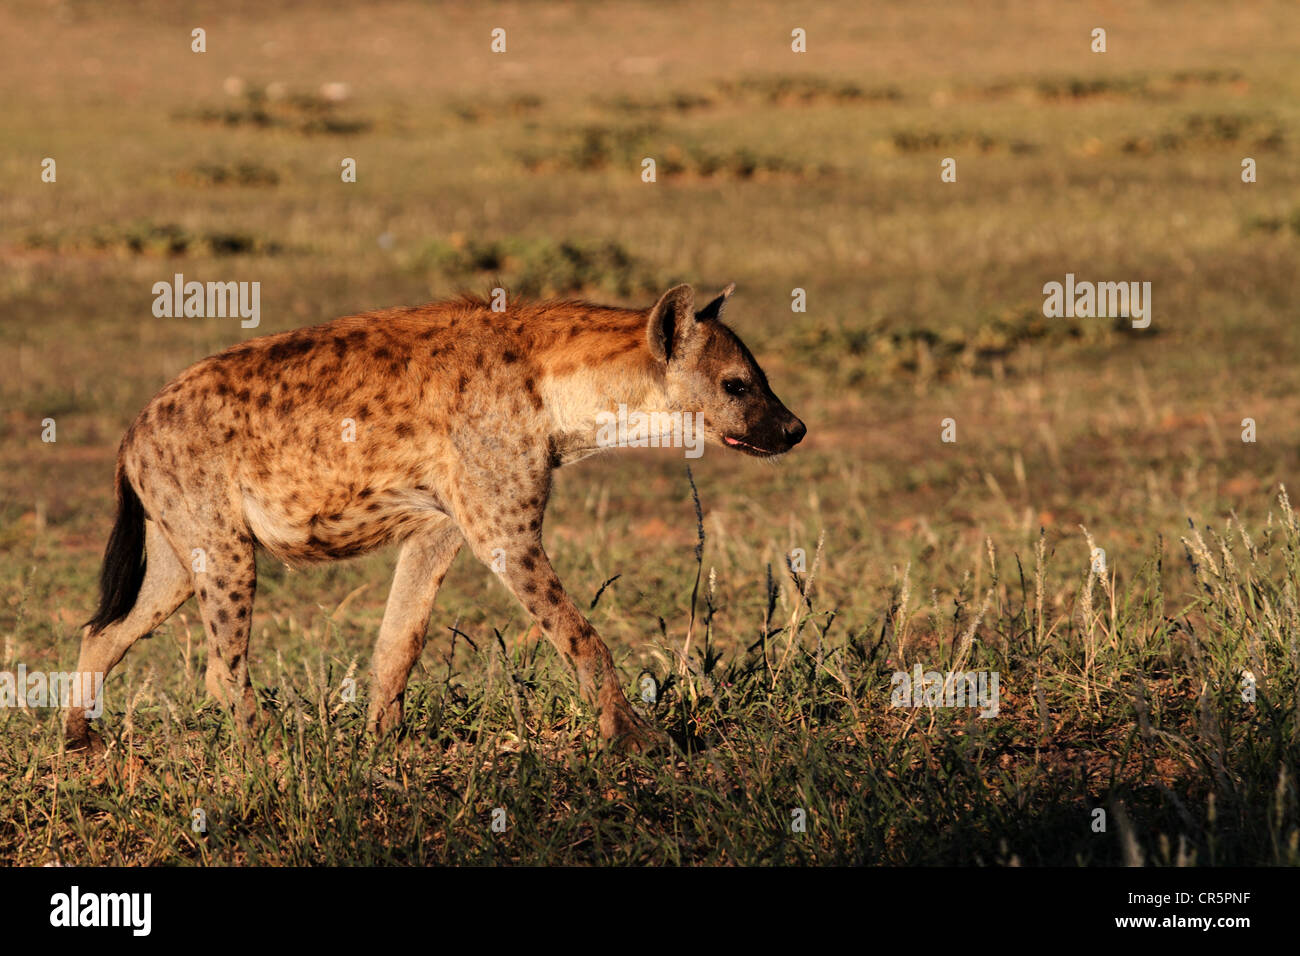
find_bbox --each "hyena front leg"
[65,520,193,750]
[453,482,667,753]
[368,521,463,735]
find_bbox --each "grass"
[1,0,1299,865]
[5,485,1299,865]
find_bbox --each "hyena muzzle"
[65,282,805,753]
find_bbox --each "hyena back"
[66,283,805,752]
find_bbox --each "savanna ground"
[1,0,1298,865]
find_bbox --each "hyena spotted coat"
[67,283,805,753]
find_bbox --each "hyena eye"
[723,378,748,397]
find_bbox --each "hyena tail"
[85,462,147,634]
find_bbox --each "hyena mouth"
[724,435,779,456]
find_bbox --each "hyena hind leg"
[189,529,259,732]
[368,522,463,736]
[65,519,193,750]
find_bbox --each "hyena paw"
[607,711,672,755]
[367,701,403,737]
[64,727,106,755]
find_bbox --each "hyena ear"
[695,282,736,322]
[647,284,697,363]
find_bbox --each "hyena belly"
[239,484,452,564]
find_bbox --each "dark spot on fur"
[265,337,314,363]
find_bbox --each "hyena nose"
[784,416,807,446]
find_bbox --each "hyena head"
[647,283,806,457]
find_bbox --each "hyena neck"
[539,324,670,464]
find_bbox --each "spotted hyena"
[66,283,805,753]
